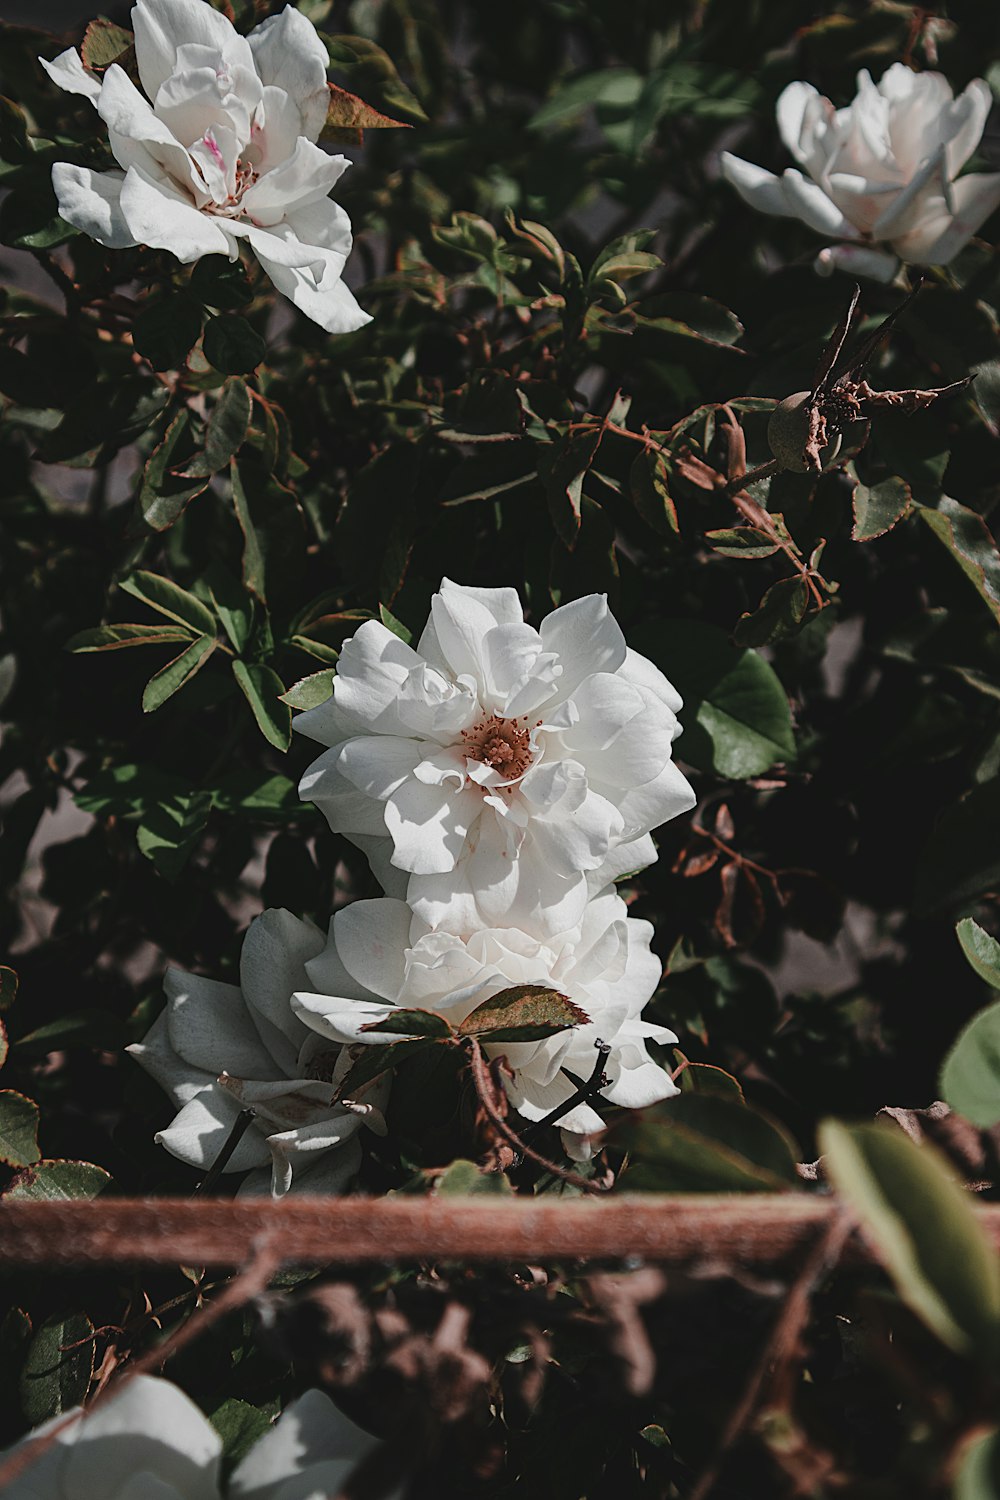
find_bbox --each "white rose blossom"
[41,0,371,333]
[296,581,695,940]
[128,908,388,1196]
[721,64,1000,283]
[289,885,679,1159]
[1,1375,396,1500]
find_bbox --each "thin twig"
[519,1040,611,1140]
[465,1037,611,1195]
[0,1234,283,1494]
[687,1207,856,1500]
[194,1107,256,1195]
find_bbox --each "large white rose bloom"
[41,0,371,333]
[721,64,1000,283]
[290,885,678,1158]
[1,1375,394,1500]
[128,908,388,1196]
[296,581,695,939]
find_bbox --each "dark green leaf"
[0,95,29,164]
[210,1398,279,1465]
[121,571,216,635]
[80,18,133,69]
[132,293,203,371]
[19,1313,94,1425]
[358,1008,455,1038]
[435,1159,513,1195]
[528,69,643,132]
[619,1094,800,1193]
[232,660,292,750]
[958,918,1000,988]
[0,184,74,250]
[704,527,779,558]
[186,377,252,476]
[15,1010,124,1056]
[457,984,589,1043]
[136,790,213,879]
[203,314,265,375]
[139,409,210,532]
[852,474,912,542]
[66,624,194,653]
[629,449,678,535]
[820,1119,1000,1355]
[918,498,1000,626]
[323,33,428,123]
[333,1038,438,1100]
[733,576,810,647]
[204,561,253,653]
[0,967,18,1012]
[914,778,1000,914]
[5,1160,111,1201]
[141,635,217,712]
[211,770,298,818]
[0,1089,40,1167]
[633,619,795,778]
[191,255,253,309]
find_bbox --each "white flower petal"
[98,63,202,191]
[719,152,788,218]
[814,243,900,281]
[781,167,856,235]
[615,757,697,840]
[242,140,349,226]
[540,594,626,703]
[943,79,994,178]
[119,163,233,261]
[63,1376,221,1500]
[604,1058,678,1109]
[132,0,252,106]
[247,4,332,143]
[333,735,423,800]
[251,247,371,333]
[230,1389,378,1500]
[892,170,1000,264]
[334,897,413,1000]
[50,163,134,249]
[265,1114,365,1196]
[164,967,282,1079]
[240,908,322,1068]
[292,992,397,1045]
[125,1009,214,1108]
[299,746,391,838]
[775,80,824,167]
[385,778,480,874]
[156,1080,271,1172]
[39,47,102,102]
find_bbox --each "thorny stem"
[687,1208,856,1500]
[465,1037,611,1196]
[194,1107,256,1195]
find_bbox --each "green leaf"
[954,1429,1000,1500]
[191,255,253,310]
[203,314,266,375]
[821,1119,1000,1355]
[378,602,412,644]
[73,763,190,818]
[939,1000,1000,1129]
[186,376,252,476]
[280,669,334,711]
[19,1313,94,1425]
[333,1038,439,1100]
[142,635,217,713]
[132,293,203,371]
[851,474,912,542]
[918,498,1000,626]
[0,966,19,1011]
[703,527,779,558]
[733,576,810,648]
[675,1056,746,1103]
[528,68,643,132]
[457,984,589,1043]
[211,770,298,818]
[66,623,194,653]
[15,1010,123,1057]
[358,1008,455,1039]
[958,918,1000,988]
[0,1089,40,1168]
[971,359,1000,437]
[619,1094,800,1193]
[633,619,795,778]
[5,1159,111,1201]
[0,184,75,251]
[136,790,213,880]
[210,1398,278,1465]
[120,571,217,635]
[80,18,133,69]
[232,661,292,750]
[323,33,428,123]
[435,1159,513,1195]
[538,430,601,550]
[230,459,267,602]
[204,561,253,653]
[629,449,678,535]
[139,409,210,532]
[0,95,29,164]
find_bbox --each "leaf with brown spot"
[458,984,589,1043]
[320,83,413,146]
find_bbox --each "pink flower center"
[461,714,536,785]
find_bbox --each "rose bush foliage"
[2,0,1000,1495]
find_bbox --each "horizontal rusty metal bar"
[3,1194,999,1270]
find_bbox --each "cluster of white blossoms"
[132,581,695,1189]
[43,0,370,332]
[1,1375,397,1500]
[722,63,1000,282]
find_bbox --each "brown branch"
[687,1207,857,1500]
[4,1195,995,1270]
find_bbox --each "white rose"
[296,580,695,939]
[721,63,1000,282]
[128,908,388,1196]
[41,0,371,333]
[290,885,678,1158]
[1,1375,394,1500]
